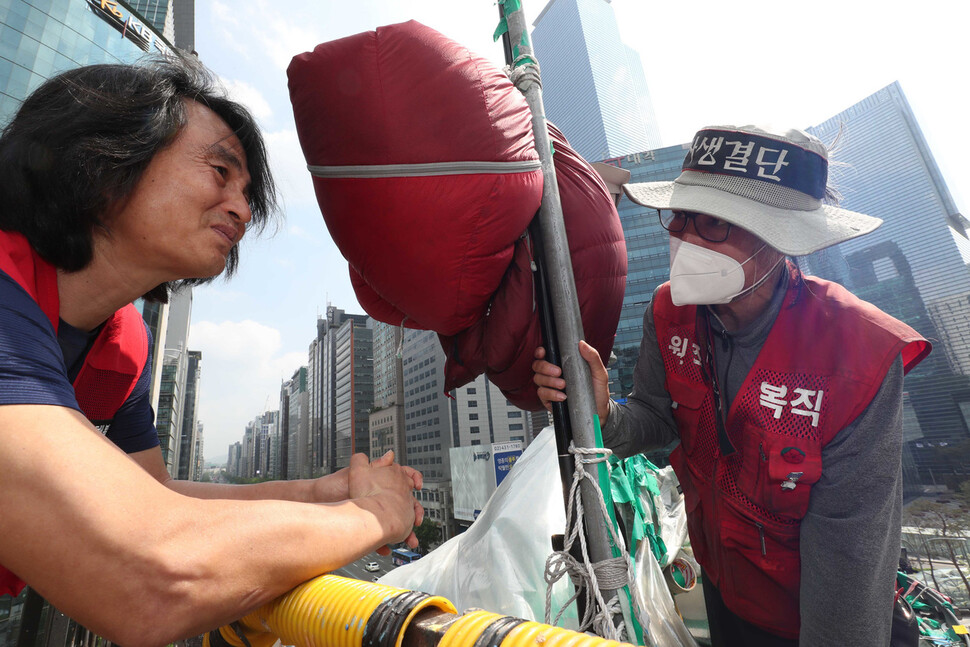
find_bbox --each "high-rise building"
[155,289,193,476]
[307,317,330,476]
[247,409,278,480]
[177,349,202,480]
[127,0,193,52]
[451,373,533,447]
[531,0,661,161]
[193,421,204,479]
[401,328,456,538]
[333,311,373,470]
[0,0,175,126]
[227,440,241,477]
[402,329,454,481]
[599,146,690,399]
[803,82,970,490]
[368,318,406,460]
[281,366,308,479]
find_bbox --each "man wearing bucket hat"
[533,125,931,645]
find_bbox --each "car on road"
[365,561,380,572]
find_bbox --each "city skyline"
[190,0,969,460]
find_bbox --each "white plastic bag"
[379,428,578,627]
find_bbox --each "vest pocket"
[718,502,801,634]
[737,425,822,520]
[763,436,822,518]
[665,372,707,457]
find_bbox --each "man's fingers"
[534,346,546,359]
[404,466,423,490]
[412,500,424,528]
[405,531,419,550]
[371,450,394,467]
[531,359,562,378]
[349,453,368,469]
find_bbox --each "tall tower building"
[599,146,691,399]
[281,366,308,479]
[177,349,202,480]
[334,314,373,468]
[531,0,661,161]
[0,0,175,126]
[402,329,456,539]
[369,318,406,460]
[309,308,374,476]
[128,0,194,52]
[193,421,204,479]
[803,82,970,489]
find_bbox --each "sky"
[189,0,969,463]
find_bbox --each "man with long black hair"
[0,57,423,645]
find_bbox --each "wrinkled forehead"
[183,100,250,176]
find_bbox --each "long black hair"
[0,55,279,302]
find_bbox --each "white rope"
[505,57,542,94]
[543,443,646,643]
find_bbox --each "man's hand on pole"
[532,341,611,424]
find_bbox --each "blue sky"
[189,0,969,462]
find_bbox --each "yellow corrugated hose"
[205,575,637,647]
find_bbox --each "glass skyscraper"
[531,0,661,161]
[803,82,970,492]
[0,0,173,126]
[600,82,970,491]
[599,145,688,400]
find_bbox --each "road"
[332,553,396,582]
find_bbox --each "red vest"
[654,268,930,638]
[0,231,149,597]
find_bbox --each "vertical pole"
[501,0,622,631]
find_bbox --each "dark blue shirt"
[0,268,159,453]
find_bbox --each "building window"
[509,423,523,430]
[467,388,477,394]
[468,400,478,407]
[470,426,480,432]
[508,411,522,418]
[469,413,479,420]
[471,439,481,446]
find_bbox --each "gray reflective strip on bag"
[307,159,542,178]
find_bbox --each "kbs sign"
[87,0,172,54]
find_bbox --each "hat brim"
[622,181,882,256]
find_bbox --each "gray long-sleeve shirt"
[601,279,903,646]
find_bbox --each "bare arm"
[0,403,420,647]
[131,446,351,502]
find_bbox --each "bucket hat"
[622,125,881,256]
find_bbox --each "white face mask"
[669,237,780,306]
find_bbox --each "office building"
[531,0,661,161]
[803,82,970,490]
[333,311,373,470]
[155,289,193,476]
[599,145,691,399]
[368,318,406,460]
[451,373,533,447]
[193,421,204,479]
[0,0,175,127]
[402,328,456,538]
[227,441,241,478]
[281,366,308,479]
[177,349,202,481]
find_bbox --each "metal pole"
[502,1,622,625]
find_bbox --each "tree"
[904,497,970,605]
[414,518,441,555]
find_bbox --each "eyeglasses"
[659,211,732,243]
